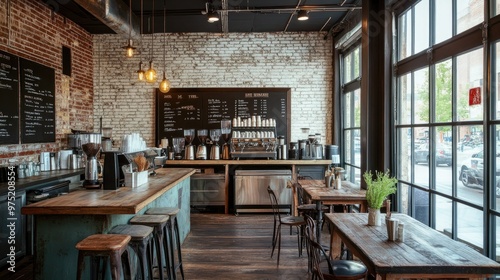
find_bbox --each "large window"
[341,45,361,185]
[395,0,498,261]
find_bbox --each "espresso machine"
[184,129,195,160]
[81,133,102,188]
[196,129,208,160]
[209,129,221,160]
[221,119,231,159]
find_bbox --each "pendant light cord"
[150,0,154,62]
[163,0,166,73]
[128,0,132,40]
[140,0,143,61]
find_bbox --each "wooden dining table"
[298,179,367,241]
[326,213,500,280]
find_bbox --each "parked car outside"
[414,143,452,166]
[459,149,500,197]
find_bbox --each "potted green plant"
[363,169,398,226]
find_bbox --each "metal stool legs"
[145,207,184,280]
[130,215,172,280]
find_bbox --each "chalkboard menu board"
[156,88,291,146]
[0,50,19,145]
[20,58,56,143]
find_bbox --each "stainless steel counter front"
[234,169,292,213]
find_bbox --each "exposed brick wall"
[93,33,333,148]
[0,0,94,165]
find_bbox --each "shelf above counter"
[163,159,332,166]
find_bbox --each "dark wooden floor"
[182,213,314,280]
[0,213,324,280]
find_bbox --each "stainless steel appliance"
[196,129,208,160]
[234,169,292,213]
[190,173,225,206]
[184,129,195,160]
[220,119,231,159]
[81,133,102,188]
[172,137,185,160]
[209,129,221,160]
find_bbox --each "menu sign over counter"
[156,88,291,146]
[0,50,19,144]
[20,58,55,143]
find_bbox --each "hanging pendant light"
[137,0,145,81]
[159,72,171,93]
[158,0,170,93]
[145,0,157,83]
[123,0,136,57]
[145,60,157,82]
[137,61,145,81]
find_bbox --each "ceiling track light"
[205,2,219,23]
[297,10,309,21]
[207,11,219,23]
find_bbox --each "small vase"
[368,208,381,226]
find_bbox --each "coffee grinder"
[101,127,113,151]
[81,133,102,188]
[221,119,231,159]
[209,129,221,160]
[172,137,185,160]
[312,133,323,159]
[184,129,195,160]
[196,129,208,160]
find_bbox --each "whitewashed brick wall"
[93,32,333,148]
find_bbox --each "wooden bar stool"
[109,224,154,280]
[130,214,172,280]
[75,234,132,280]
[145,207,184,280]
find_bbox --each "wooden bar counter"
[21,167,195,280]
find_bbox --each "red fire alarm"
[469,87,481,106]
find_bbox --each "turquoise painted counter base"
[33,176,190,280]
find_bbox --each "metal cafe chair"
[267,186,306,266]
[304,215,367,280]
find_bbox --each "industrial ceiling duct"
[73,0,140,39]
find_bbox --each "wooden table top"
[298,179,366,201]
[325,213,500,277]
[21,168,195,215]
